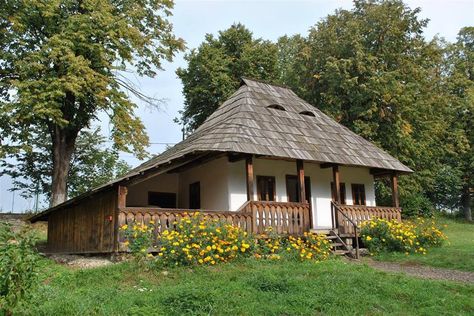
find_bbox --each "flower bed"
[255,228,331,261]
[360,217,447,255]
[120,212,332,267]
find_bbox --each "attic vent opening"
[299,111,316,117]
[267,104,286,111]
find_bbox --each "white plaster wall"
[178,156,229,210]
[126,173,179,207]
[228,158,376,229]
[308,164,376,229]
[228,159,248,211]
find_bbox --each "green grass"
[374,218,474,272]
[15,258,474,315]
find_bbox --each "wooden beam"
[166,152,223,173]
[118,185,128,208]
[228,153,248,162]
[390,173,400,208]
[332,165,341,204]
[320,163,338,169]
[297,160,306,203]
[370,168,393,178]
[246,156,254,201]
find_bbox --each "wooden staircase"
[322,229,355,258]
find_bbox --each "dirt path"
[354,258,474,283]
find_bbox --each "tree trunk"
[461,186,472,222]
[50,126,78,207]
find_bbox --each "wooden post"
[296,160,306,203]
[115,185,128,253]
[332,165,341,204]
[245,156,254,201]
[390,173,399,208]
[118,185,128,208]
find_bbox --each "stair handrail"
[331,201,360,259]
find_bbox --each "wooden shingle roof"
[129,78,412,174]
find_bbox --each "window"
[351,184,366,205]
[148,192,176,208]
[330,182,346,204]
[286,175,311,203]
[257,176,276,201]
[299,111,315,117]
[267,104,286,111]
[189,182,201,209]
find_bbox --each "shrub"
[0,222,40,315]
[153,212,254,267]
[120,221,154,260]
[360,218,447,255]
[400,192,434,218]
[255,228,332,261]
[122,212,333,268]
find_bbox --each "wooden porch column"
[390,173,400,208]
[296,159,306,203]
[118,185,128,208]
[245,156,254,201]
[332,165,341,204]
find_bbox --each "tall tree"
[297,0,451,213]
[0,0,184,206]
[177,23,279,132]
[2,128,131,203]
[442,27,474,220]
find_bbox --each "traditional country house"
[30,78,412,255]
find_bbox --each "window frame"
[256,176,276,202]
[351,183,366,206]
[330,182,347,205]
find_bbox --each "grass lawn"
[374,218,474,272]
[14,258,474,315]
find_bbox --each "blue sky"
[1,0,473,212]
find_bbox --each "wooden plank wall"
[47,188,118,253]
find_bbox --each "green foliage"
[120,221,154,261]
[360,218,447,254]
[1,128,131,202]
[441,26,474,220]
[399,190,435,218]
[0,0,184,204]
[300,1,453,208]
[0,0,184,156]
[176,23,280,131]
[0,222,40,315]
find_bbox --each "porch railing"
[240,201,311,235]
[117,201,311,251]
[331,203,402,235]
